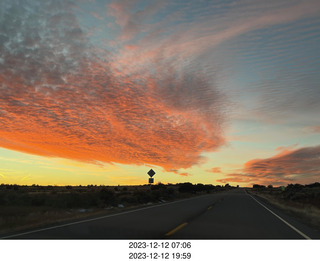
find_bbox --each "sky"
[0,0,320,186]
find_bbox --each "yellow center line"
[165,222,188,236]
[207,206,212,210]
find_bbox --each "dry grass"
[0,206,112,235]
[249,190,320,230]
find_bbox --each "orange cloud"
[218,145,320,186]
[0,62,225,172]
[207,167,222,173]
[307,125,320,133]
[124,45,139,51]
[179,172,191,177]
[0,2,225,173]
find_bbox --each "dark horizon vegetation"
[0,182,233,235]
[0,182,319,235]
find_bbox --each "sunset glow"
[0,0,320,186]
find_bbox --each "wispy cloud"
[218,145,320,185]
[21,175,32,182]
[178,172,191,177]
[107,0,168,41]
[206,167,222,173]
[106,0,320,128]
[306,126,320,133]
[107,0,320,65]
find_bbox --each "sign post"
[147,169,156,185]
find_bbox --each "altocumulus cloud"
[0,1,226,172]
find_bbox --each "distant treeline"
[252,182,320,189]
[0,182,234,209]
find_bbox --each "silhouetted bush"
[167,188,175,195]
[286,183,304,191]
[305,182,320,188]
[121,195,138,204]
[253,184,266,189]
[195,183,205,192]
[0,182,238,211]
[31,196,46,206]
[204,184,215,192]
[0,191,6,205]
[133,190,152,203]
[178,183,195,193]
[99,189,115,205]
[151,183,166,191]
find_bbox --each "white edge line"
[1,194,210,239]
[245,190,311,240]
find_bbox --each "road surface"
[2,189,320,239]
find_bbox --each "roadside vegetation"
[0,182,234,235]
[248,182,320,230]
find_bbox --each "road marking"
[247,191,311,240]
[207,206,212,210]
[1,194,212,239]
[165,222,188,237]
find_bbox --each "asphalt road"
[2,189,320,239]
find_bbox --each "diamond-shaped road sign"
[147,169,156,177]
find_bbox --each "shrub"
[133,191,152,203]
[99,189,115,205]
[253,184,266,189]
[178,183,195,193]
